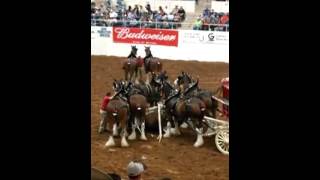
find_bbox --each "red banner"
[113,27,178,47]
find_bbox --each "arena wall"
[91,26,229,62]
[211,1,229,13]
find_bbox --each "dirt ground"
[91,56,229,180]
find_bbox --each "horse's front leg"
[170,116,181,135]
[140,116,147,141]
[193,119,204,148]
[128,116,137,140]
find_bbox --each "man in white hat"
[127,161,147,180]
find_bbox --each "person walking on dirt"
[98,92,112,133]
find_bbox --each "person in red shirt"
[98,92,112,134]
[221,77,229,117]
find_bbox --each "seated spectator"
[220,13,229,24]
[219,12,229,31]
[171,5,179,15]
[177,6,186,21]
[210,13,219,30]
[109,9,118,19]
[210,9,215,17]
[203,7,210,18]
[133,4,140,19]
[193,17,203,30]
[159,6,166,16]
[202,16,210,30]
[164,6,170,15]
[139,5,145,14]
[167,13,174,21]
[145,3,152,15]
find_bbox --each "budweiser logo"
[114,28,177,41]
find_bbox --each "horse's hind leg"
[146,73,150,84]
[140,116,147,140]
[163,113,173,138]
[128,115,137,140]
[120,127,129,147]
[98,110,107,133]
[193,119,204,148]
[170,117,181,136]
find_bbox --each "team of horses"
[102,46,220,148]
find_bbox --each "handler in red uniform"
[98,92,112,133]
[221,77,229,117]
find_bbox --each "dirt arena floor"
[91,56,229,180]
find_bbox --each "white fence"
[91,26,229,62]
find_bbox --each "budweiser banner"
[113,27,178,47]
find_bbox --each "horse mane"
[165,89,180,105]
[183,80,198,96]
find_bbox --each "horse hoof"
[121,140,129,147]
[180,122,188,128]
[140,136,148,141]
[98,128,104,134]
[128,133,136,140]
[170,128,181,136]
[105,141,116,147]
[193,142,204,148]
[163,133,171,138]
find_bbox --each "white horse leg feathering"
[128,122,137,140]
[163,121,171,138]
[121,127,129,147]
[170,118,181,135]
[105,135,116,147]
[193,128,204,148]
[140,121,147,140]
[112,123,119,136]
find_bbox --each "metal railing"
[91,18,229,31]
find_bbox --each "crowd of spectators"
[91,1,186,29]
[193,7,229,31]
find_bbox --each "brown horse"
[104,91,130,147]
[127,94,149,141]
[175,72,218,118]
[113,79,149,141]
[122,46,139,81]
[143,46,162,83]
[159,78,207,147]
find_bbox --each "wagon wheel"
[215,129,229,155]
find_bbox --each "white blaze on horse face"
[174,79,178,86]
